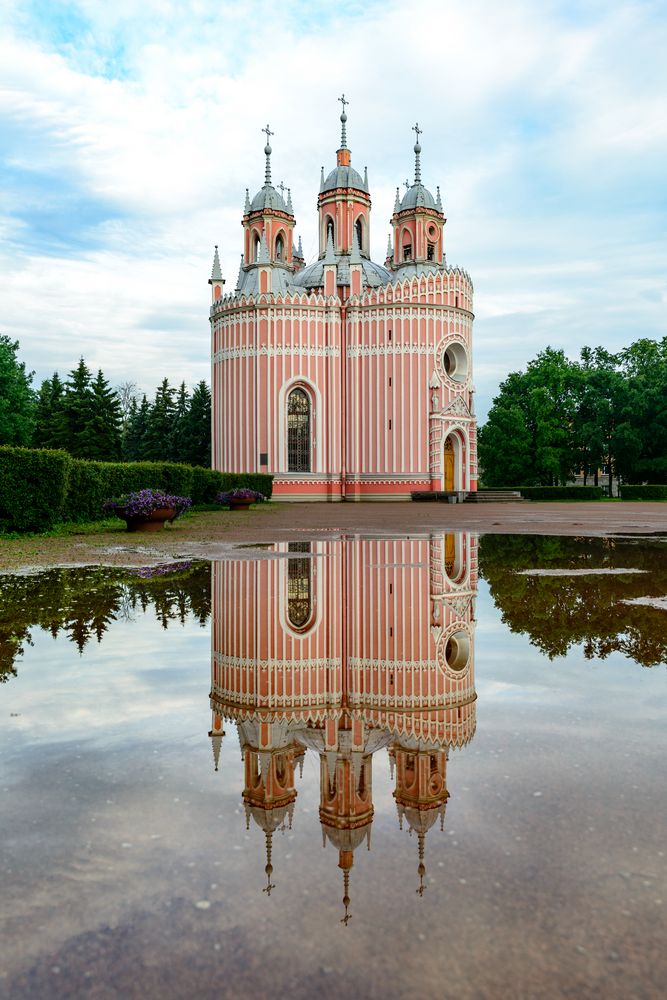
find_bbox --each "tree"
[168,381,190,463]
[123,395,151,461]
[143,378,176,461]
[116,380,138,434]
[181,381,211,467]
[83,370,123,461]
[32,373,66,450]
[0,335,35,445]
[58,358,96,458]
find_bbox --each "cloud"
[0,1,666,416]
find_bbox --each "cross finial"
[277,181,286,197]
[262,124,274,186]
[412,122,423,184]
[405,178,411,191]
[338,93,349,148]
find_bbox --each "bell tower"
[242,125,296,270]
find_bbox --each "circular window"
[442,342,469,383]
[444,630,470,672]
[427,223,439,240]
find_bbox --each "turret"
[390,123,446,270]
[208,245,225,302]
[242,125,296,270]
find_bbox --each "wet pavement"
[1,534,665,999]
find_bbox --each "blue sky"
[1,0,665,419]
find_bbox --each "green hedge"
[0,446,71,532]
[518,486,604,501]
[0,446,273,532]
[619,485,667,501]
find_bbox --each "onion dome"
[248,125,293,215]
[399,123,438,211]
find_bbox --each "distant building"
[209,99,477,500]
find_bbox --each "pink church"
[209,99,477,501]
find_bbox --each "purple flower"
[216,488,265,506]
[103,489,192,521]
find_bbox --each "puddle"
[1,534,665,999]
[518,568,647,576]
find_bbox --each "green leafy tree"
[0,335,35,445]
[32,372,66,450]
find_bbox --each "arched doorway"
[444,436,456,491]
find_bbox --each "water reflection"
[209,533,478,920]
[478,535,667,666]
[0,562,211,684]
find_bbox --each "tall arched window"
[325,217,334,245]
[355,217,363,254]
[287,387,311,472]
[253,234,260,262]
[287,542,312,630]
[275,234,284,260]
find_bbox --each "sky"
[0,0,666,421]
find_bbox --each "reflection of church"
[209,533,477,921]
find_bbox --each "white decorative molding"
[214,652,340,670]
[346,344,433,358]
[213,345,340,363]
[443,396,471,417]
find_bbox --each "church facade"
[209,100,477,501]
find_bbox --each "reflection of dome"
[401,804,444,836]
[248,802,292,833]
[400,183,437,211]
[250,184,289,214]
[321,823,371,853]
[321,164,366,193]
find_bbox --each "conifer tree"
[84,370,123,461]
[181,381,211,467]
[169,381,190,463]
[58,358,96,458]
[123,395,151,461]
[144,378,176,461]
[32,372,66,450]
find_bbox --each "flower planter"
[228,500,253,511]
[118,507,177,532]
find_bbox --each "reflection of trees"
[0,562,211,683]
[478,535,667,667]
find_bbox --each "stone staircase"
[463,490,526,503]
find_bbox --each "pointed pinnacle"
[350,224,362,264]
[286,187,293,214]
[244,188,251,213]
[436,185,443,212]
[394,187,401,213]
[210,245,222,281]
[257,230,270,264]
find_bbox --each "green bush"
[0,446,71,531]
[0,446,273,531]
[518,486,604,501]
[619,485,667,501]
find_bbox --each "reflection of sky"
[1,562,666,998]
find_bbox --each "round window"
[442,342,469,383]
[443,630,470,672]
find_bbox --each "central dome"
[250,184,289,213]
[400,182,436,211]
[322,164,366,193]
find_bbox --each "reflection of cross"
[263,879,276,896]
[341,910,352,926]
[412,122,422,142]
[262,124,274,143]
[338,93,349,112]
[277,181,286,197]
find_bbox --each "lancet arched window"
[325,217,335,246]
[355,217,363,254]
[287,542,312,630]
[275,233,284,261]
[287,387,311,472]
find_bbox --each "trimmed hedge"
[0,446,71,532]
[0,446,273,532]
[518,486,604,501]
[619,484,667,501]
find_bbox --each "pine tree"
[32,372,66,450]
[0,335,35,445]
[181,381,211,467]
[58,358,95,458]
[169,381,190,463]
[83,370,123,461]
[123,395,151,461]
[144,378,176,461]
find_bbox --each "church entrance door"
[444,436,455,491]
